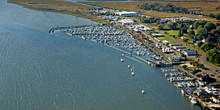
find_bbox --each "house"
[183,50,197,56]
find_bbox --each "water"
[0,0,201,110]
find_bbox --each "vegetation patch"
[157,36,175,43]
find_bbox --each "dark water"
[0,0,201,110]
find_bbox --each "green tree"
[201,42,214,51]
[214,54,220,64]
[206,37,214,42]
[204,22,216,32]
[158,24,164,30]
[182,65,188,69]
[216,13,220,20]
[206,48,218,62]
[217,26,220,34]
[197,28,207,37]
[193,20,207,29]
[188,30,195,38]
[197,41,203,47]
[167,22,178,30]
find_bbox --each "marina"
[0,0,211,109]
[52,25,165,67]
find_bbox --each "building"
[116,11,138,17]
[183,50,197,56]
[152,33,164,37]
[168,56,181,62]
[169,43,181,47]
[119,19,134,25]
[173,46,186,50]
[162,40,170,45]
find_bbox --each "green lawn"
[161,30,187,36]
[157,37,175,43]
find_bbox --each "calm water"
[0,0,201,110]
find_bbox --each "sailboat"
[131,65,135,76]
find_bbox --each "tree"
[206,37,214,42]
[201,42,214,51]
[158,24,164,30]
[216,13,220,20]
[204,22,216,32]
[182,65,188,69]
[217,26,220,34]
[167,22,178,30]
[197,41,203,47]
[178,30,182,37]
[206,48,219,62]
[209,14,215,18]
[214,54,220,64]
[194,20,207,29]
[188,30,195,38]
[197,28,207,38]
[197,25,203,30]
[182,27,188,33]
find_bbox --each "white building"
[119,19,134,25]
[168,56,181,62]
[116,11,138,17]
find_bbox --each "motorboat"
[142,90,145,94]
[121,58,124,62]
[128,65,131,68]
[191,97,197,104]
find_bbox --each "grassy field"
[8,0,109,24]
[82,2,220,22]
[157,36,175,43]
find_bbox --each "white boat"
[121,58,124,62]
[142,90,145,94]
[181,90,185,95]
[128,65,131,68]
[191,97,197,104]
[131,71,135,76]
[122,54,125,57]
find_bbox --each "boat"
[190,97,197,104]
[122,54,125,57]
[131,71,135,76]
[121,58,124,62]
[181,89,185,95]
[142,90,145,94]
[128,65,131,68]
